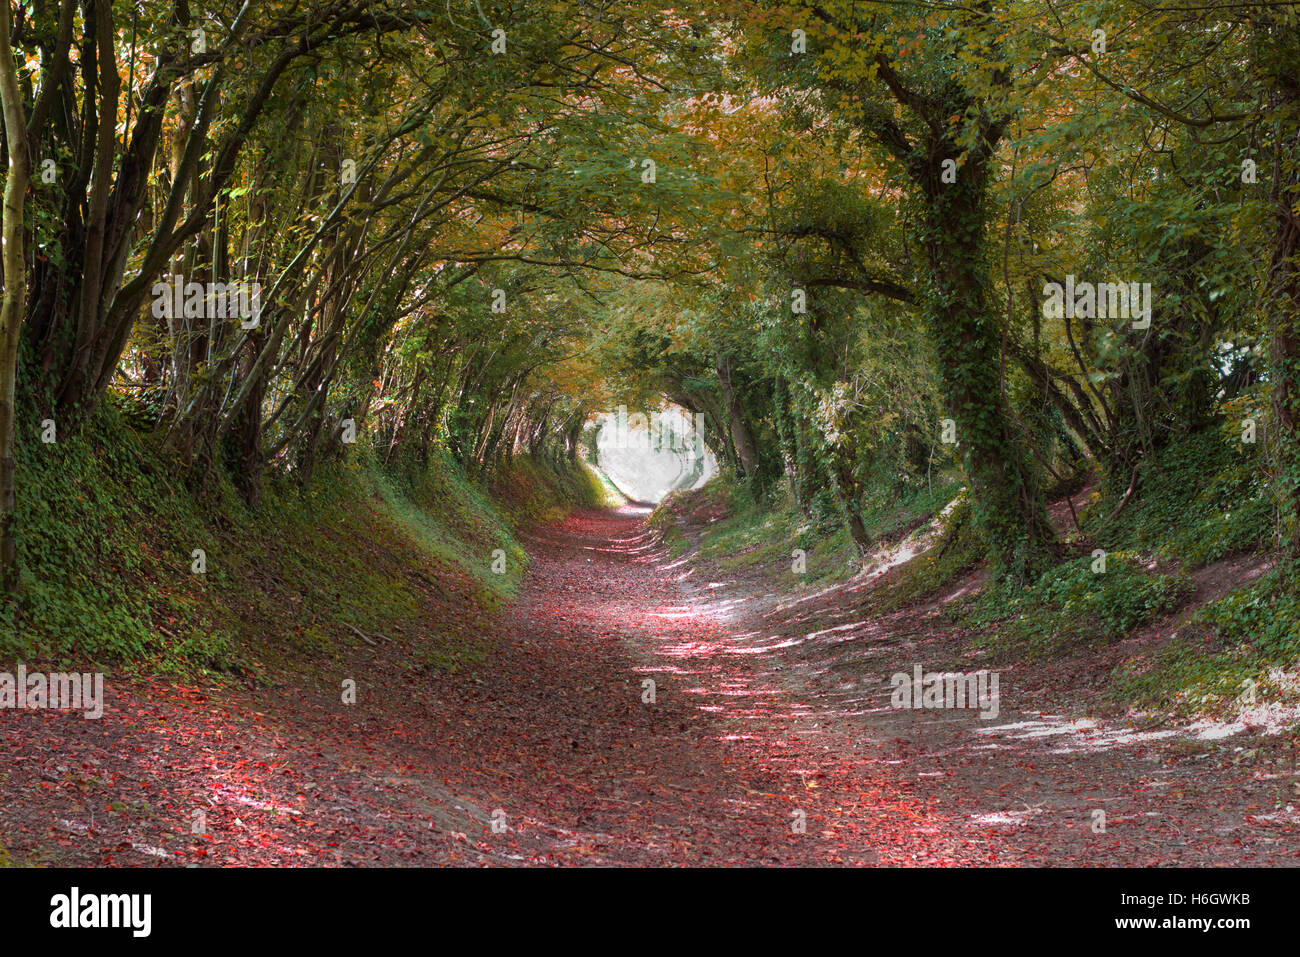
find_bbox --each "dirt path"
[2,505,1297,865]
[503,505,1298,865]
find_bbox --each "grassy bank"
[657,423,1292,714]
[0,400,605,679]
[650,473,964,590]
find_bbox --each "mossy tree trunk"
[913,140,1058,583]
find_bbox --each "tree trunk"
[715,354,759,478]
[0,1,32,592]
[918,148,1057,582]
[1267,97,1300,560]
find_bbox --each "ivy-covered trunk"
[771,376,810,513]
[1268,124,1300,561]
[917,150,1057,583]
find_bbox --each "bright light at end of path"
[590,404,717,504]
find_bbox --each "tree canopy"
[1,0,1297,592]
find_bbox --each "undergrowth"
[858,493,985,613]
[670,423,1292,719]
[1114,561,1300,713]
[655,474,964,590]
[970,554,1192,657]
[493,455,616,522]
[1080,424,1273,568]
[0,398,596,678]
[966,423,1271,666]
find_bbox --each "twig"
[344,623,378,646]
[1097,463,1141,529]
